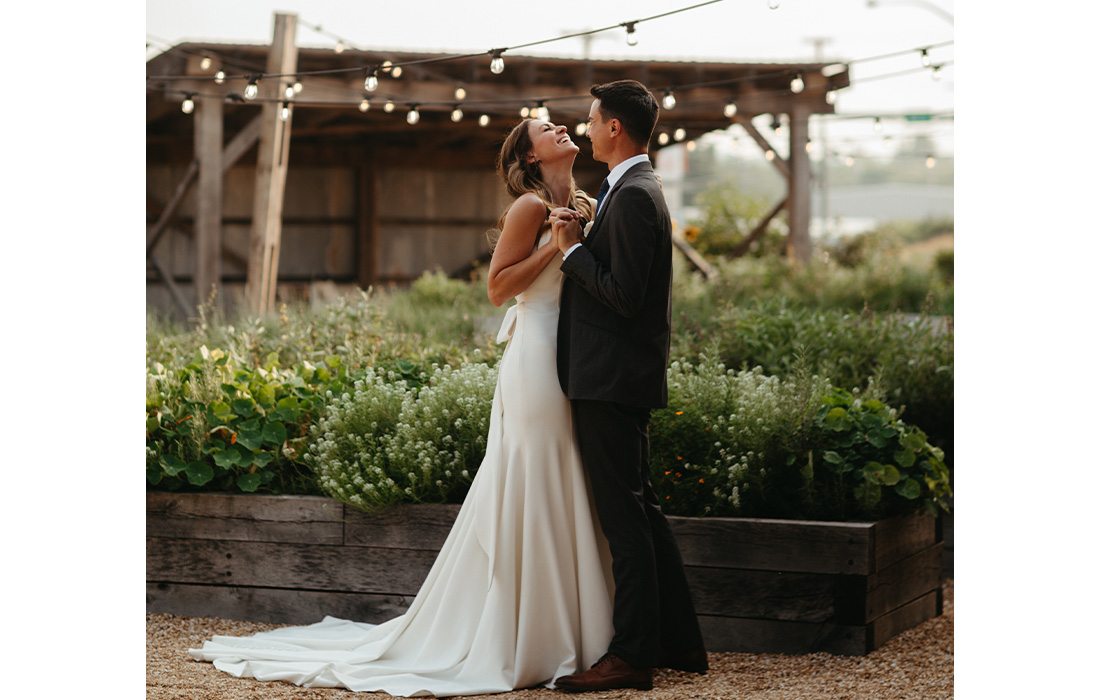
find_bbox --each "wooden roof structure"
[147,13,850,315]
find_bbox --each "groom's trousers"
[571,398,706,669]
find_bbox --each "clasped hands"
[548,207,585,254]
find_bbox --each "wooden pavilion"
[146,13,848,318]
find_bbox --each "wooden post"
[356,158,379,289]
[245,12,298,315]
[194,94,223,308]
[787,101,812,264]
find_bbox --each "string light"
[765,149,776,161]
[284,84,295,100]
[575,122,587,136]
[244,76,259,100]
[926,154,936,168]
[451,105,463,122]
[213,70,226,85]
[392,66,403,78]
[200,56,212,71]
[381,60,402,79]
[384,100,395,113]
[770,115,782,132]
[293,78,303,94]
[920,48,931,67]
[364,68,379,92]
[359,97,371,112]
[489,49,505,75]
[478,114,490,127]
[768,0,780,9]
[873,117,883,133]
[931,64,943,81]
[519,106,530,117]
[181,93,195,114]
[625,22,638,46]
[685,140,696,152]
[454,86,467,100]
[805,138,813,154]
[790,73,804,93]
[674,127,686,141]
[662,89,676,109]
[657,132,670,145]
[334,39,346,54]
[406,104,420,124]
[536,102,550,120]
[844,155,855,167]
[825,90,837,105]
[280,100,290,122]
[724,100,737,118]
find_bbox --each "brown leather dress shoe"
[554,652,654,692]
[656,647,709,674]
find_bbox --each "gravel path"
[148,579,952,699]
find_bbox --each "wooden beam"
[787,101,812,264]
[671,232,717,280]
[148,254,192,317]
[146,115,261,259]
[733,113,790,179]
[731,196,788,258]
[194,94,223,308]
[245,12,299,315]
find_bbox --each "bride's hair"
[486,119,595,251]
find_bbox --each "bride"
[186,117,615,696]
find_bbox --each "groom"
[549,80,708,693]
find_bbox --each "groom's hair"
[590,80,659,148]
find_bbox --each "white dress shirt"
[562,153,652,260]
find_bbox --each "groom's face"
[586,99,610,164]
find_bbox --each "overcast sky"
[147,0,955,160]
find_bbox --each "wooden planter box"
[147,492,944,656]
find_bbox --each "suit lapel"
[585,161,653,247]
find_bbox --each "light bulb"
[686,140,696,152]
[478,114,490,127]
[365,71,379,92]
[575,122,587,136]
[873,117,882,133]
[281,102,290,122]
[931,65,943,81]
[384,101,395,113]
[768,0,780,9]
[625,23,638,46]
[359,98,370,112]
[790,74,804,94]
[520,106,530,117]
[334,40,345,54]
[451,107,463,122]
[181,95,195,114]
[765,149,776,161]
[284,85,295,100]
[674,128,686,142]
[200,56,212,71]
[214,70,226,85]
[926,155,936,169]
[391,66,402,78]
[381,60,393,72]
[724,101,737,118]
[536,104,549,120]
[844,156,855,167]
[825,90,837,105]
[293,79,303,94]
[657,133,670,145]
[455,86,467,100]
[244,79,259,100]
[407,106,420,125]
[805,139,813,154]
[662,90,676,110]
[921,48,931,67]
[490,51,505,75]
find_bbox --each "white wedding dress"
[187,230,616,696]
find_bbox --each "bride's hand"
[548,207,579,224]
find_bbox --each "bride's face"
[526,119,579,166]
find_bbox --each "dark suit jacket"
[557,160,672,409]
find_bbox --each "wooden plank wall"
[147,493,945,655]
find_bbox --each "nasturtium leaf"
[237,472,262,492]
[161,455,187,476]
[823,450,843,464]
[896,478,921,499]
[895,449,916,467]
[262,421,288,446]
[185,461,214,486]
[881,464,901,486]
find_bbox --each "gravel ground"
[149,579,952,700]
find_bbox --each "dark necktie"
[595,179,610,216]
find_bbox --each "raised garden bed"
[147,492,945,655]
